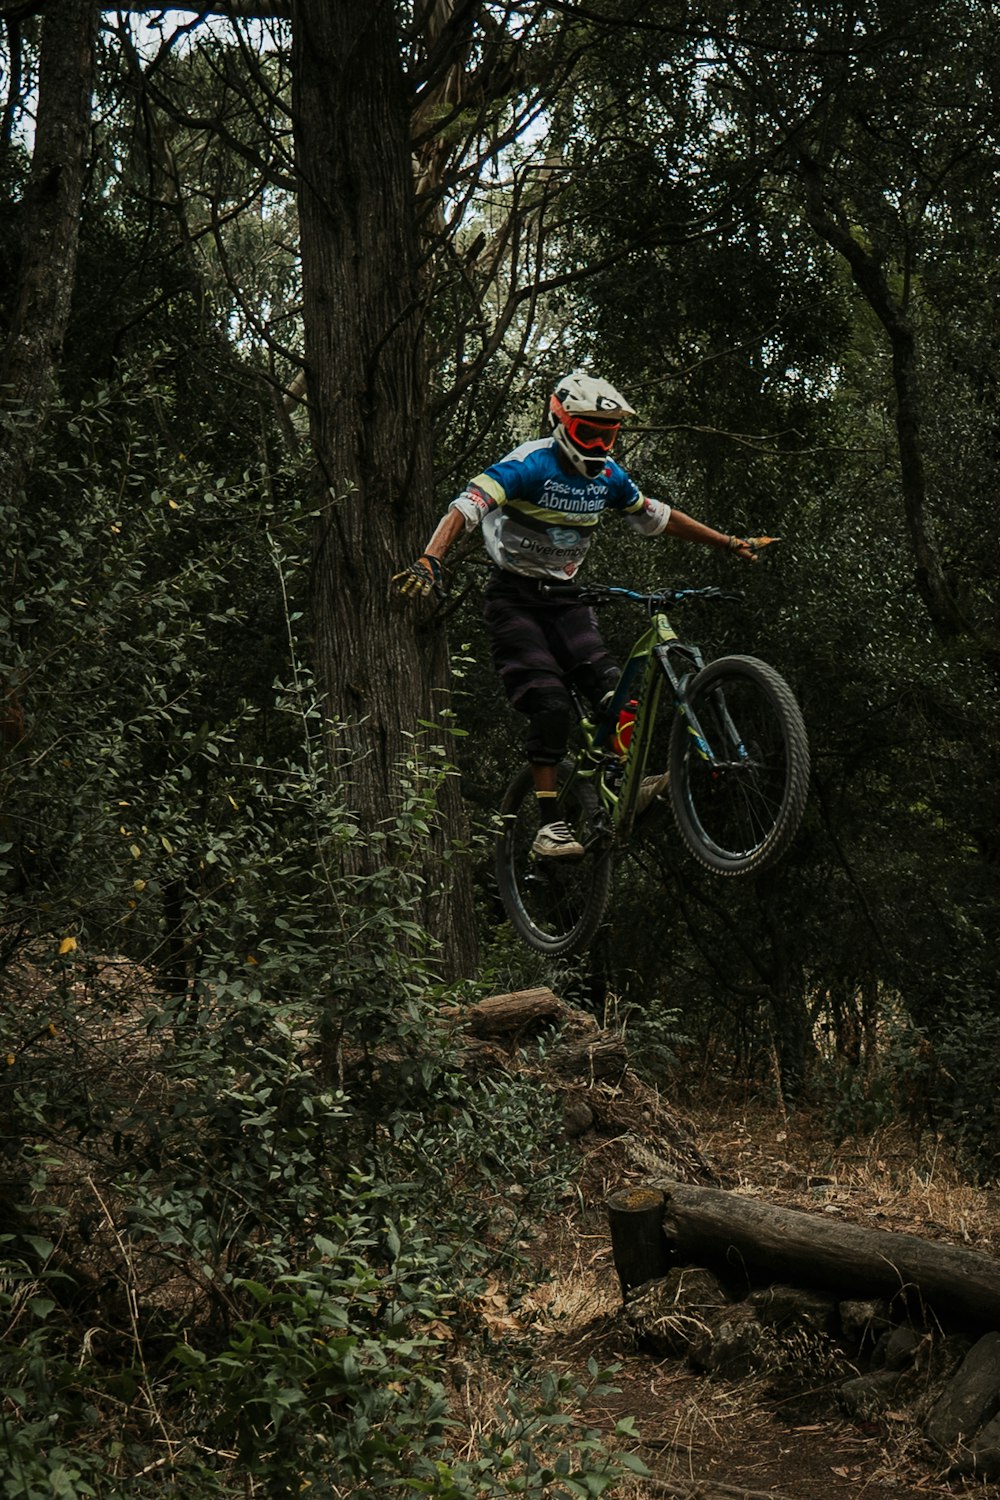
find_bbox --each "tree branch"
[799,155,969,640]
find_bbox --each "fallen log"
[548,1033,628,1080]
[461,988,628,1078]
[658,1182,1000,1330]
[642,1482,796,1500]
[463,987,566,1037]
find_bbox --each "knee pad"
[519,685,573,767]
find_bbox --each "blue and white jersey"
[449,437,671,580]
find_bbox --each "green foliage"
[1,1008,638,1494]
[0,773,631,1496]
[0,376,300,961]
[168,1210,467,1492]
[524,1,1000,1126]
[813,1046,900,1145]
[916,999,1000,1183]
[0,966,633,1496]
[0,356,638,1495]
[600,995,689,1085]
[0,1251,104,1500]
[7,4,1000,1490]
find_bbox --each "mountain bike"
[494,581,810,956]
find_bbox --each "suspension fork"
[661,644,745,769]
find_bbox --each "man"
[396,370,759,856]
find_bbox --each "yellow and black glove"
[728,535,780,563]
[392,553,445,599]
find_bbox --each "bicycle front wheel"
[495,759,613,956]
[668,655,810,876]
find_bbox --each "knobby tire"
[495,759,613,956]
[668,654,810,876]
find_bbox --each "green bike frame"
[573,605,704,843]
[494,577,810,955]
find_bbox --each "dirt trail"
[522,1093,1000,1499]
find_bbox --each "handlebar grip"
[538,582,591,603]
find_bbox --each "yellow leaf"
[47,1024,57,1037]
[130,844,141,859]
[168,499,179,510]
[5,1053,14,1067]
[133,879,146,892]
[161,834,174,854]
[58,936,77,955]
[228,795,239,810]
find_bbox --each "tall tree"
[699,0,1000,642]
[0,0,97,496]
[290,0,478,975]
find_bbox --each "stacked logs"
[609,1181,1000,1478]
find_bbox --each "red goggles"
[552,400,622,453]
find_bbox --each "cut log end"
[607,1186,673,1299]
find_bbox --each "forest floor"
[492,1081,1000,1500]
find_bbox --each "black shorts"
[482,569,615,709]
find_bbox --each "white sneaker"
[532,821,585,858]
[636,772,670,815]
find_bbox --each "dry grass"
[459,1080,1000,1499]
[7,951,999,1497]
[696,1098,1000,1257]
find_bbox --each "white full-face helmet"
[548,369,636,478]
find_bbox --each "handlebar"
[539,582,745,609]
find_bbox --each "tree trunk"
[660,1182,1000,1330]
[291,0,477,978]
[800,159,967,641]
[0,0,97,486]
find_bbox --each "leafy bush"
[922,998,1000,1182]
[0,942,637,1496]
[0,378,641,1495]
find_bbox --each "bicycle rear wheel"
[668,654,809,876]
[495,759,612,955]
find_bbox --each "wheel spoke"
[495,761,612,954]
[669,657,809,875]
